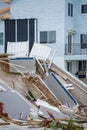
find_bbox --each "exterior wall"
[65,0,87,55]
[10,0,65,68]
[65,0,75,32]
[74,0,87,43]
[0,0,87,70]
[65,0,87,74]
[65,0,87,44]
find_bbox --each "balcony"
[65,43,87,55]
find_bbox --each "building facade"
[0,0,87,77]
[65,0,87,77]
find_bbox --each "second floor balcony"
[65,43,87,55]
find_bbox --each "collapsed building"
[0,43,87,120]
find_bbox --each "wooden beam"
[0,13,10,19]
[2,0,10,3]
[0,6,10,15]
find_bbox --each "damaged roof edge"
[2,0,10,3]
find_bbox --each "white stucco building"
[0,0,87,77]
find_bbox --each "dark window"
[49,31,56,43]
[0,33,3,45]
[40,31,47,43]
[5,20,15,52]
[81,4,87,13]
[80,34,87,48]
[40,31,56,43]
[68,34,72,53]
[79,61,86,71]
[17,19,28,41]
[67,62,72,73]
[5,19,37,53]
[68,3,73,17]
[29,19,35,51]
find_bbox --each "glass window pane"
[81,34,87,49]
[79,61,82,71]
[68,3,73,17]
[68,3,70,16]
[40,31,47,43]
[82,34,87,43]
[79,61,86,71]
[49,31,56,43]
[81,5,87,13]
[68,34,72,53]
[83,61,86,71]
[71,4,73,16]
[0,33,3,45]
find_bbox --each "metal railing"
[65,43,87,55]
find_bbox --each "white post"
[48,50,56,69]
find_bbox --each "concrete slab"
[44,73,78,108]
[0,82,37,119]
[9,57,36,73]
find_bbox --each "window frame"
[79,61,86,71]
[0,33,3,45]
[81,4,87,13]
[40,31,56,44]
[40,31,47,43]
[68,3,73,17]
[80,34,87,49]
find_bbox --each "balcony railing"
[65,43,87,55]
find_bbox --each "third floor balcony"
[65,43,87,55]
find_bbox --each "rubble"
[0,54,87,129]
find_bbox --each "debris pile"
[0,54,87,129]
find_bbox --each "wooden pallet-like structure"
[23,73,61,107]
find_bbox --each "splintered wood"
[22,74,61,107]
[0,54,10,72]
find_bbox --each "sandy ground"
[0,124,87,130]
[0,125,51,130]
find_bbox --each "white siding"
[0,0,87,70]
[10,0,65,68]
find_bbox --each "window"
[67,62,72,73]
[68,34,72,53]
[79,61,86,71]
[40,31,47,43]
[81,5,87,13]
[68,3,73,17]
[40,31,56,43]
[80,34,87,48]
[0,33,3,45]
[5,19,37,52]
